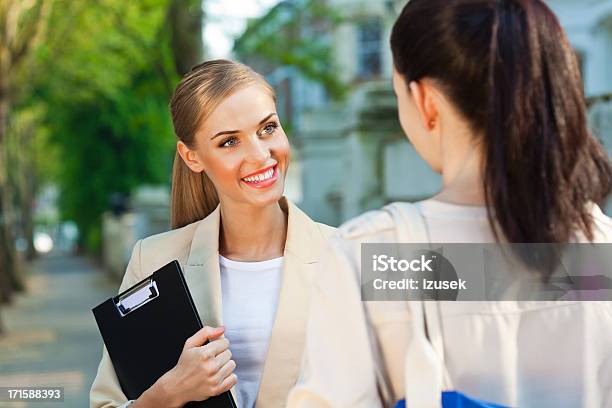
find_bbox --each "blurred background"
[0,0,610,406]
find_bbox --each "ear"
[408,80,439,132]
[177,141,205,173]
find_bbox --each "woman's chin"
[243,184,285,207]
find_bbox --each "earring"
[428,119,436,129]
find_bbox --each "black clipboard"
[92,260,236,408]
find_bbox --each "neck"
[218,199,288,261]
[433,128,486,206]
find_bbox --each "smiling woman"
[177,88,288,211]
[169,60,290,229]
[90,60,335,408]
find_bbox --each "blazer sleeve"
[286,236,384,408]
[90,240,143,408]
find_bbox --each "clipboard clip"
[115,279,159,317]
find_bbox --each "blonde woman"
[90,60,334,408]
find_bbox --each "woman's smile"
[241,163,279,189]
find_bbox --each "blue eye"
[221,137,238,148]
[262,122,278,135]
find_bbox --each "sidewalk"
[0,253,119,407]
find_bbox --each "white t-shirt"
[415,199,494,242]
[219,255,283,408]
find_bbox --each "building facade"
[236,0,612,226]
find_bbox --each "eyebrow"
[210,113,278,140]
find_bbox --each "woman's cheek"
[273,133,291,168]
[204,154,240,188]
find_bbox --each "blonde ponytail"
[171,151,219,229]
[168,59,275,229]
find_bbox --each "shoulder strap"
[363,203,429,406]
[383,202,430,243]
[383,203,448,371]
[383,202,454,402]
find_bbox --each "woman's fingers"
[214,358,236,385]
[168,326,235,402]
[215,348,232,368]
[184,326,225,349]
[200,337,230,361]
[211,373,238,396]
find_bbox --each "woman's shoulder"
[314,222,336,238]
[135,219,206,271]
[334,208,396,242]
[141,219,202,249]
[286,198,337,240]
[587,203,612,242]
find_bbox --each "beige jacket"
[288,202,612,408]
[90,198,335,408]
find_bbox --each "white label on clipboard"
[115,280,159,317]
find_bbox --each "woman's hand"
[133,326,237,408]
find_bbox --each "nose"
[245,135,271,164]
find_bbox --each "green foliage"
[26,0,179,252]
[50,70,175,251]
[234,0,347,100]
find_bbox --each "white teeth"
[243,167,275,183]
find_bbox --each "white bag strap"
[423,302,449,388]
[383,202,429,243]
[383,203,448,367]
[383,202,453,407]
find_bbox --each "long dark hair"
[391,0,611,274]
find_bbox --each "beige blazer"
[90,198,335,408]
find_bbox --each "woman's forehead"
[202,84,277,135]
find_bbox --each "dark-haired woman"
[288,0,612,407]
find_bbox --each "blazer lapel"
[256,199,325,407]
[181,205,239,403]
[182,205,223,328]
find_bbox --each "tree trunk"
[0,302,5,336]
[0,225,15,304]
[0,222,14,304]
[0,54,20,303]
[169,0,204,75]
[16,123,37,261]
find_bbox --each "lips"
[241,164,279,189]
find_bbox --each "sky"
[204,0,281,59]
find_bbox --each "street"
[0,253,118,407]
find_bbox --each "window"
[357,18,382,79]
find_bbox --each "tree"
[0,0,206,335]
[169,0,204,75]
[234,0,346,100]
[30,0,179,252]
[0,0,52,329]
[29,0,207,253]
